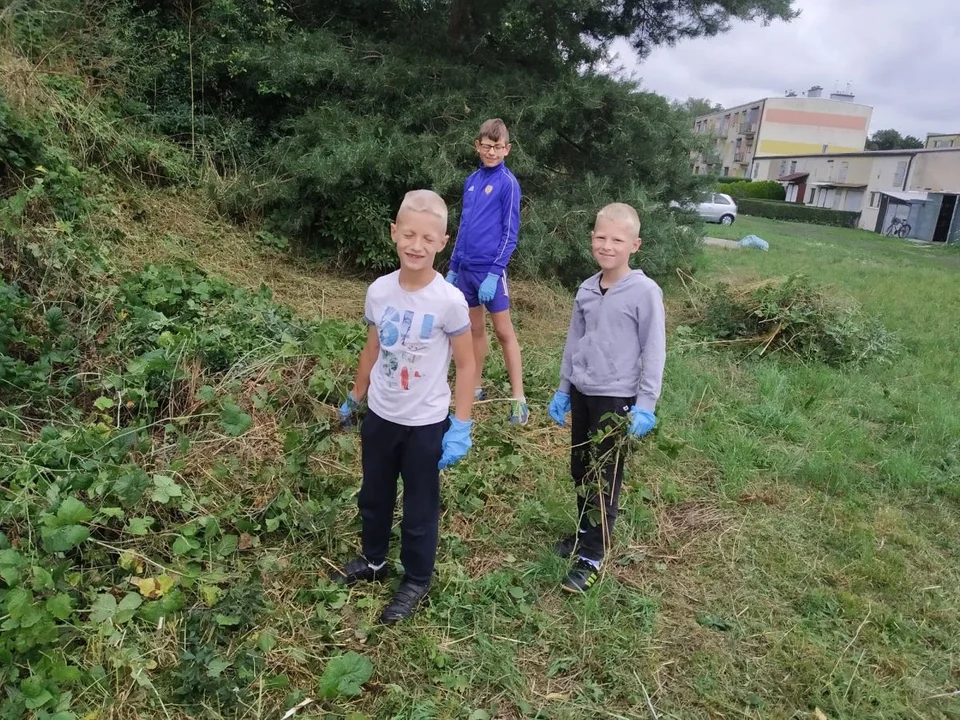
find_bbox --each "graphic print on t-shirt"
[376,305,436,393]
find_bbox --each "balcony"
[739,122,757,135]
[733,152,747,163]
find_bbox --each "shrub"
[719,180,785,201]
[736,198,859,228]
[686,274,898,367]
[716,176,750,185]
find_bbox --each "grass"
[103,210,960,718]
[4,115,959,715]
[4,38,958,720]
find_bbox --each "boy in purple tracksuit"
[548,203,666,593]
[445,118,528,425]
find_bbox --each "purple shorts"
[456,268,510,313]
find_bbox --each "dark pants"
[570,387,633,562]
[358,411,447,585]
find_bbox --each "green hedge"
[736,198,860,228]
[720,180,786,201]
[716,176,750,185]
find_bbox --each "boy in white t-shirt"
[332,189,476,624]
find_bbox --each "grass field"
[180,212,959,718]
[6,198,960,719]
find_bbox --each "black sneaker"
[379,579,430,624]
[561,559,600,593]
[553,534,579,559]
[330,556,390,586]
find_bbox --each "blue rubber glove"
[549,391,571,426]
[339,392,362,428]
[438,416,473,469]
[477,273,500,304]
[628,407,656,438]
[445,271,458,285]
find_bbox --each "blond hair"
[398,189,448,227]
[596,202,641,237]
[478,118,509,143]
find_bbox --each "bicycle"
[884,216,911,238]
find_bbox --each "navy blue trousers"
[358,411,447,585]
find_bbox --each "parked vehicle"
[670,192,738,225]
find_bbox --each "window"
[822,144,829,154]
[779,160,787,177]
[722,166,729,176]
[827,160,835,180]
[838,161,849,183]
[789,160,798,173]
[714,195,732,205]
[893,160,908,187]
[869,191,880,208]
[752,163,759,179]
[934,140,942,148]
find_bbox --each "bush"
[736,198,859,228]
[719,180,785,201]
[716,176,750,185]
[511,178,700,288]
[686,274,898,367]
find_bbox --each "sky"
[612,0,959,139]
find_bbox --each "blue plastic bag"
[738,234,769,251]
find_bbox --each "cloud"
[613,0,960,138]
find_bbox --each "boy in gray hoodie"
[548,203,666,592]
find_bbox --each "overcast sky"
[614,0,959,139]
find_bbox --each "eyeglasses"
[478,142,506,153]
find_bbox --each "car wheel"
[720,214,735,226]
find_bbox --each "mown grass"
[113,211,959,719]
[4,117,959,717]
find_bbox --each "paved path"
[702,236,741,249]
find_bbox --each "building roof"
[810,181,868,188]
[925,132,960,139]
[757,147,960,161]
[777,172,810,182]
[693,95,873,122]
[881,190,929,203]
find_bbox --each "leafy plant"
[319,652,374,699]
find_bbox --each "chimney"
[807,85,823,98]
[830,83,855,102]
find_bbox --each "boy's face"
[391,209,449,272]
[475,135,511,168]
[591,217,641,272]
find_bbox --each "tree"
[865,129,924,151]
[442,0,799,70]
[673,97,724,119]
[30,0,799,283]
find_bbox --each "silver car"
[671,192,738,225]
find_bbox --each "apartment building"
[925,132,960,149]
[692,86,873,178]
[751,147,960,241]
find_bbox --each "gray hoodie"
[559,269,666,412]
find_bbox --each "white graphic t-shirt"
[365,271,471,426]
